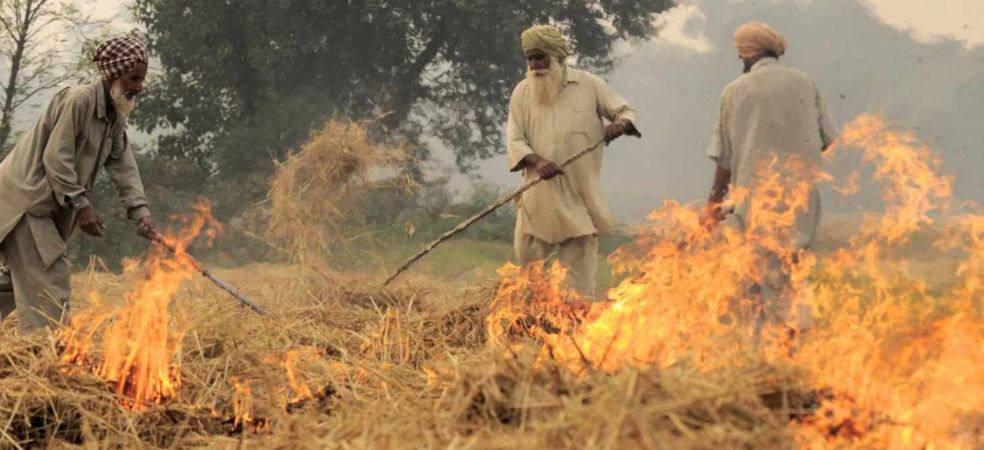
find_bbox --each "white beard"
[526,58,565,106]
[109,79,136,118]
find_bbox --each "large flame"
[59,201,221,409]
[489,114,984,448]
[489,157,816,371]
[791,115,979,449]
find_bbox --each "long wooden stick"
[383,137,609,286]
[146,232,268,316]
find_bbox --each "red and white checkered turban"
[92,36,149,80]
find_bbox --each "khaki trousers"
[515,232,599,299]
[0,216,70,332]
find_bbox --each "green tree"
[131,0,672,211]
[0,0,86,154]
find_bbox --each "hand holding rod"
[383,135,625,286]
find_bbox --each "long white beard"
[109,79,136,118]
[526,59,565,106]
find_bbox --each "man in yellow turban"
[507,24,640,298]
[702,22,838,335]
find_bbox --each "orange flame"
[489,114,984,448]
[261,347,323,408]
[59,200,221,409]
[490,156,815,373]
[231,375,255,428]
[792,115,979,449]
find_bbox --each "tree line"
[1,0,672,265]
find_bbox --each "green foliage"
[75,0,673,269]
[129,0,672,207]
[362,181,516,243]
[72,149,197,269]
[0,0,90,156]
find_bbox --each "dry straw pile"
[0,264,803,449]
[0,120,807,448]
[265,119,411,264]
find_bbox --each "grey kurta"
[707,58,837,248]
[0,81,149,330]
[506,67,638,245]
[0,81,149,247]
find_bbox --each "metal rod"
[146,232,268,316]
[383,136,613,286]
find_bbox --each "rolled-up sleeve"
[104,130,150,220]
[592,75,638,131]
[707,88,733,169]
[506,84,534,172]
[41,91,90,209]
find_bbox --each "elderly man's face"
[116,62,147,100]
[525,49,551,74]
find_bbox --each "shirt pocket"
[565,103,603,141]
[562,131,597,161]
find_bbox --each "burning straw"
[0,252,802,448]
[485,114,984,449]
[0,115,979,449]
[58,201,223,409]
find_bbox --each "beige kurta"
[707,58,837,248]
[515,232,599,298]
[0,81,149,331]
[507,68,638,245]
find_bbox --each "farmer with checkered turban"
[93,36,149,81]
[0,36,157,332]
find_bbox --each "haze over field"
[0,3,981,448]
[466,0,984,222]
[28,0,984,223]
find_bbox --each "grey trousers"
[515,232,599,299]
[746,249,815,344]
[0,216,70,332]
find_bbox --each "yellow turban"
[521,25,569,58]
[733,22,787,59]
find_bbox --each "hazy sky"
[85,0,984,46]
[84,0,128,22]
[463,0,984,222]
[865,0,984,47]
[76,0,984,222]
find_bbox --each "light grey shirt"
[708,58,838,248]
